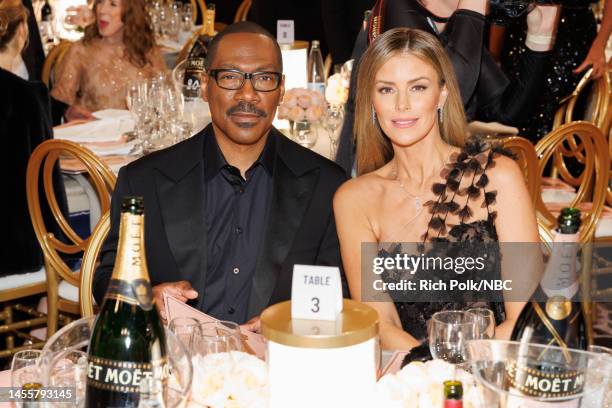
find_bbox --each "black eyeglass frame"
[207,68,283,92]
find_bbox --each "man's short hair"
[205,22,283,72]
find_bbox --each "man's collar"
[204,126,277,180]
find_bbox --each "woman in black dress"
[501,0,612,141]
[0,0,66,276]
[336,0,561,175]
[334,28,542,350]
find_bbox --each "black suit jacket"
[0,67,67,276]
[93,125,348,320]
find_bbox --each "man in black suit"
[93,22,347,325]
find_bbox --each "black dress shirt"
[201,132,275,323]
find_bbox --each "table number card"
[277,20,294,44]
[291,264,343,321]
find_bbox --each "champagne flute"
[11,349,42,407]
[429,310,479,367]
[466,307,496,339]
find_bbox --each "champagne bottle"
[508,207,587,399]
[307,40,325,95]
[41,0,52,22]
[85,197,168,408]
[443,380,463,408]
[183,3,216,99]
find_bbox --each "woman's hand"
[525,4,561,52]
[65,104,95,122]
[574,38,608,79]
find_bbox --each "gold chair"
[26,139,116,336]
[502,136,539,205]
[535,121,610,242]
[41,41,72,88]
[553,68,611,136]
[79,212,110,318]
[189,0,206,24]
[534,121,610,346]
[234,0,251,22]
[324,54,332,82]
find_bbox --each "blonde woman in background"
[334,28,541,351]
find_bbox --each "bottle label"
[444,401,462,408]
[105,278,154,311]
[506,361,585,398]
[86,356,169,393]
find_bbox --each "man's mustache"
[226,101,267,118]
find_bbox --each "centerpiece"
[277,88,325,147]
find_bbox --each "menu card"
[163,294,267,360]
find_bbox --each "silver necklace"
[391,149,453,211]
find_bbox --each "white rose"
[425,359,456,385]
[397,361,429,392]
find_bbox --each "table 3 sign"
[291,264,343,321]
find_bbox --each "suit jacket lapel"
[247,131,320,317]
[154,128,209,308]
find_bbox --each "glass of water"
[11,349,42,407]
[429,310,479,367]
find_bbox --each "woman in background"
[334,28,541,350]
[51,0,166,122]
[0,0,66,275]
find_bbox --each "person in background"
[501,0,612,142]
[92,22,348,328]
[51,0,166,122]
[16,0,45,80]
[334,28,541,350]
[0,0,67,276]
[322,0,375,67]
[335,0,561,176]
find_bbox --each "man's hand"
[152,281,198,323]
[65,105,95,122]
[240,315,261,334]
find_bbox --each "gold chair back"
[324,54,332,82]
[553,68,611,135]
[79,212,110,317]
[534,121,609,243]
[234,0,251,22]
[502,136,539,205]
[26,139,116,334]
[42,41,72,88]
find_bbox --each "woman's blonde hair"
[355,28,468,175]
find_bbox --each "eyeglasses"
[208,69,282,92]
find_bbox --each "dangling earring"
[371,106,377,124]
[437,106,443,124]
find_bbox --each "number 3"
[311,297,320,313]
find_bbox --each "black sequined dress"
[500,1,598,142]
[380,138,514,343]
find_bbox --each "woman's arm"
[49,43,94,122]
[486,155,542,340]
[574,0,612,78]
[333,180,421,350]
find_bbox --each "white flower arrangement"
[188,351,268,408]
[325,73,349,105]
[374,360,484,408]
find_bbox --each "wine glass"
[192,321,243,357]
[323,104,344,158]
[169,317,201,351]
[11,349,42,407]
[429,310,479,367]
[466,307,496,339]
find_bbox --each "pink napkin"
[163,294,267,360]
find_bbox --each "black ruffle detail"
[475,174,489,188]
[429,216,445,231]
[457,205,473,222]
[467,185,481,199]
[432,183,446,195]
[482,191,497,207]
[447,178,460,192]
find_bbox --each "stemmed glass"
[11,349,42,407]
[191,321,243,357]
[466,307,496,339]
[169,317,202,351]
[181,4,193,33]
[429,310,480,367]
[323,104,344,159]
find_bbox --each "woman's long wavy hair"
[83,0,155,68]
[355,28,468,176]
